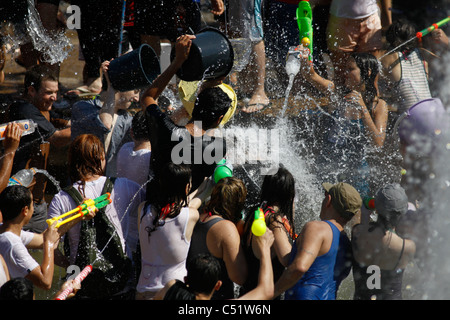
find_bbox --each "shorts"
[135,0,201,42]
[228,0,264,42]
[327,12,382,53]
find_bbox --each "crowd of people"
[0,0,449,301]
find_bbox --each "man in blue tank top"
[273,182,362,300]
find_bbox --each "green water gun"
[296,0,313,61]
[46,193,112,228]
[416,16,450,41]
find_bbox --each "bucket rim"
[194,26,234,78]
[137,43,161,86]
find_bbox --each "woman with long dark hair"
[300,49,388,197]
[136,162,213,300]
[239,165,296,299]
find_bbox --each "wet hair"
[203,177,247,223]
[244,165,296,239]
[185,253,221,295]
[351,52,379,110]
[386,18,418,52]
[0,277,34,300]
[24,64,58,93]
[0,185,32,222]
[131,110,149,141]
[145,162,192,237]
[192,87,231,129]
[68,134,105,185]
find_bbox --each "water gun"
[416,16,450,42]
[251,207,266,236]
[55,265,93,300]
[213,159,233,183]
[296,0,313,62]
[46,193,112,228]
[363,197,375,210]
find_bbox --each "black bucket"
[108,44,161,92]
[171,28,234,81]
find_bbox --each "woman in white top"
[135,162,213,300]
[48,134,145,299]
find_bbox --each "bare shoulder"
[188,207,199,221]
[210,218,239,235]
[301,220,330,236]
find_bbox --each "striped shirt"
[395,49,432,114]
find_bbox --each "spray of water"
[2,0,73,65]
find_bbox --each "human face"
[28,80,59,111]
[116,90,139,110]
[344,58,362,90]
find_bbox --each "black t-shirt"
[8,100,57,171]
[145,104,226,190]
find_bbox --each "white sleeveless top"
[395,49,432,114]
[330,0,378,19]
[136,204,190,293]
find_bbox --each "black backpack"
[63,177,132,299]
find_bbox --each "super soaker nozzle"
[363,197,375,210]
[296,0,313,62]
[251,207,266,236]
[55,265,93,300]
[214,159,233,183]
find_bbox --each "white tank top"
[136,204,190,293]
[330,0,379,19]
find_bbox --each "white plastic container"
[0,119,37,140]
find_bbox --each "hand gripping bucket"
[171,28,234,81]
[108,44,161,91]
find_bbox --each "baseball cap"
[178,80,237,126]
[323,182,362,217]
[374,184,408,218]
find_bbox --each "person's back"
[351,184,416,300]
[352,223,410,300]
[188,216,235,299]
[272,182,361,300]
[136,203,192,295]
[380,19,432,114]
[285,220,347,300]
[187,177,248,300]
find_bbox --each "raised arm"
[0,123,22,193]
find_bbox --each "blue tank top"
[285,220,351,300]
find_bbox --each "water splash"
[280,74,295,118]
[33,168,61,192]
[2,0,73,65]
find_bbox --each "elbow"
[36,278,52,291]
